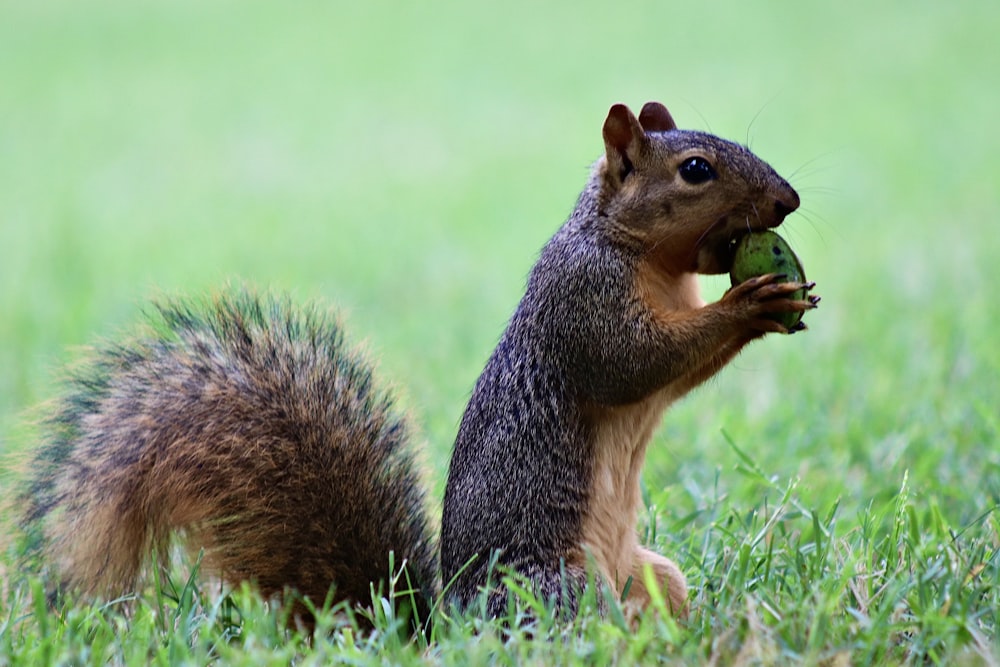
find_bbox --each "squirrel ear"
[603,103,647,181]
[638,102,677,132]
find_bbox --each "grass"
[2,0,999,664]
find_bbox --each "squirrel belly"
[13,101,812,625]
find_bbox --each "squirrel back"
[17,290,438,623]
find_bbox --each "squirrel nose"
[773,191,800,222]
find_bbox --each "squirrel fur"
[12,101,814,625]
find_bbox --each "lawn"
[2,0,999,664]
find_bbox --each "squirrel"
[11,101,816,628]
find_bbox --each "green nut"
[730,230,808,330]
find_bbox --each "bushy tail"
[17,287,439,620]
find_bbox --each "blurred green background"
[1,0,998,517]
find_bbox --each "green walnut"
[730,230,808,329]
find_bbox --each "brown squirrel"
[13,101,816,627]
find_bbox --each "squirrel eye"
[678,156,717,184]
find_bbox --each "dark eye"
[678,156,717,184]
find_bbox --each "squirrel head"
[598,102,800,275]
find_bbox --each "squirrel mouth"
[723,234,745,265]
[708,213,786,272]
[697,209,785,274]
[693,237,733,275]
[696,227,747,274]
[717,234,747,272]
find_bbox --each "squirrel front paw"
[722,273,819,335]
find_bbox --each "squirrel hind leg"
[623,547,688,620]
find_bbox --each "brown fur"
[442,101,815,618]
[14,102,816,629]
[17,291,439,626]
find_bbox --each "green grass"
[2,0,999,664]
